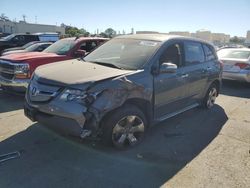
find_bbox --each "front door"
[154,41,189,120]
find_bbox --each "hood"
[0,52,62,61]
[3,47,25,52]
[35,59,134,86]
[2,50,27,56]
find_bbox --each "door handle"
[181,74,189,78]
[207,67,212,70]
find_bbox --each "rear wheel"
[101,104,147,149]
[202,84,218,109]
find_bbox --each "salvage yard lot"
[0,81,250,188]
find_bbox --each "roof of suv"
[116,34,209,44]
[62,37,109,42]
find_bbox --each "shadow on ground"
[0,89,24,113]
[0,104,228,188]
[220,80,250,98]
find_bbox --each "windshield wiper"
[89,61,124,69]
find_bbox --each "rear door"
[183,41,208,105]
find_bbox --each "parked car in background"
[1,42,52,56]
[0,37,108,92]
[0,33,59,53]
[217,48,250,82]
[24,34,222,149]
[1,41,42,55]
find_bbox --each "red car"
[0,37,108,92]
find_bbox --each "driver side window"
[160,43,182,67]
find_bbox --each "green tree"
[230,36,245,44]
[99,32,108,38]
[0,13,10,21]
[105,28,116,38]
[64,25,89,37]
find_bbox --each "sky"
[1,0,249,37]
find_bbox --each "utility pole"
[22,14,26,22]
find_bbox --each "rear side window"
[25,35,39,42]
[79,41,98,52]
[203,44,216,61]
[184,41,205,65]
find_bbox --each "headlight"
[14,63,30,74]
[60,89,87,102]
[60,89,101,104]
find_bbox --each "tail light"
[235,63,250,70]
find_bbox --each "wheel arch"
[100,98,153,128]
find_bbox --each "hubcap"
[207,87,217,108]
[112,115,145,148]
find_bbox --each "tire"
[101,104,147,149]
[202,83,218,109]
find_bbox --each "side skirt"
[155,103,200,123]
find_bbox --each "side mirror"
[160,62,177,73]
[74,49,86,57]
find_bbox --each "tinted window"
[203,44,216,61]
[25,35,39,42]
[160,43,182,67]
[79,41,97,52]
[184,41,205,64]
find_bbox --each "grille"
[0,60,15,80]
[28,78,61,102]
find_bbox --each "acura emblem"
[31,86,37,96]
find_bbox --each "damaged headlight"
[60,89,101,104]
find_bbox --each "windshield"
[26,43,41,51]
[1,34,15,41]
[84,38,160,70]
[218,49,250,59]
[23,41,38,48]
[43,39,75,55]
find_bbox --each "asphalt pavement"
[0,81,249,188]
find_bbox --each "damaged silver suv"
[24,34,222,149]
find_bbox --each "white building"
[136,31,159,34]
[211,33,230,44]
[195,29,212,42]
[168,31,191,37]
[0,20,65,35]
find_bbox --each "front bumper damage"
[24,74,152,139]
[24,95,96,138]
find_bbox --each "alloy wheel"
[207,87,217,108]
[112,115,145,148]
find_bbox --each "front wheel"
[202,84,218,109]
[101,104,147,149]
